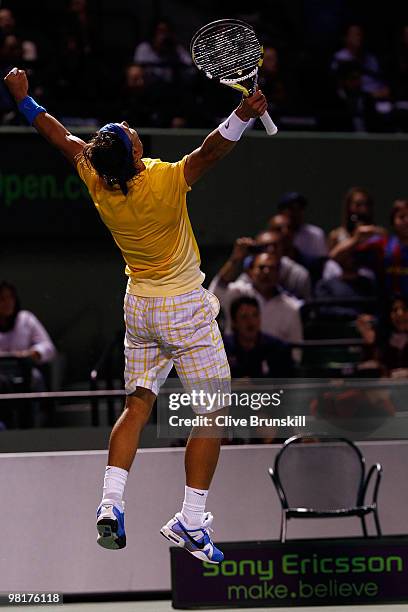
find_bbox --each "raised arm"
[4,68,86,166]
[217,237,255,285]
[184,90,267,186]
[330,224,384,264]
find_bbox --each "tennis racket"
[191,19,278,135]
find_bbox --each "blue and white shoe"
[96,501,126,550]
[160,511,224,564]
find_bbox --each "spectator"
[224,296,294,378]
[268,212,324,283]
[324,186,379,281]
[0,7,38,62]
[0,33,23,69]
[209,252,303,350]
[314,250,377,318]
[257,46,295,121]
[133,19,192,85]
[255,230,311,299]
[65,0,95,57]
[117,62,191,128]
[0,8,14,35]
[268,213,298,256]
[0,281,57,427]
[356,295,408,377]
[328,186,375,250]
[212,232,311,301]
[390,24,408,131]
[116,63,159,127]
[276,191,328,258]
[330,24,389,99]
[0,281,56,387]
[391,24,408,103]
[0,34,23,123]
[52,31,98,121]
[320,61,391,132]
[332,199,408,301]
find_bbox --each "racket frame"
[190,19,277,135]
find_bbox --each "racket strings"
[192,25,260,79]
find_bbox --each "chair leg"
[280,512,287,543]
[373,509,382,537]
[361,515,368,537]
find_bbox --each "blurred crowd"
[2,191,408,435]
[211,189,408,382]
[1,1,408,131]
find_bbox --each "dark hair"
[0,281,20,332]
[83,131,137,195]
[230,296,260,321]
[390,198,408,225]
[342,186,374,227]
[149,17,174,38]
[376,294,408,346]
[277,191,308,211]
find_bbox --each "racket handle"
[260,111,278,135]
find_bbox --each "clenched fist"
[3,67,29,103]
[236,89,268,121]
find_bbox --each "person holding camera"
[324,186,385,282]
[331,199,407,301]
[209,246,303,351]
[328,186,380,250]
[211,232,311,300]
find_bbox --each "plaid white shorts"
[124,286,231,412]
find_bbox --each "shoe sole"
[160,525,220,564]
[97,518,126,550]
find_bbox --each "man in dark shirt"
[223,296,294,378]
[314,251,377,318]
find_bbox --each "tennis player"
[5,67,268,564]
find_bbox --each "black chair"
[268,434,382,542]
[0,356,33,428]
[90,331,125,426]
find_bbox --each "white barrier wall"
[0,442,407,594]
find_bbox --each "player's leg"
[97,293,173,550]
[159,287,230,563]
[108,387,156,471]
[183,407,228,489]
[96,389,156,551]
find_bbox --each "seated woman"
[328,186,375,251]
[0,281,56,426]
[357,295,408,377]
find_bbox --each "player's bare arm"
[184,90,267,186]
[4,68,86,165]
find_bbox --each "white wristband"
[218,111,250,141]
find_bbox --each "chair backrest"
[274,435,365,511]
[0,357,32,392]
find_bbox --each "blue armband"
[18,96,46,125]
